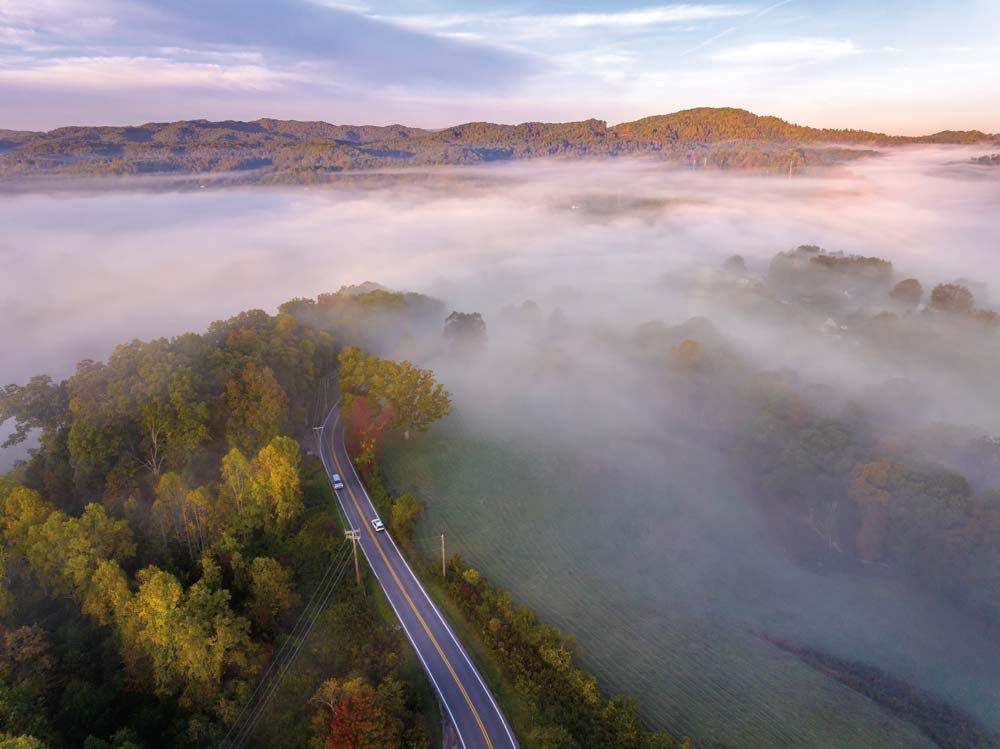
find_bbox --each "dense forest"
[1,108,996,183]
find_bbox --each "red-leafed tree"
[345,395,395,475]
[312,677,401,749]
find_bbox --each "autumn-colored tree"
[312,677,401,749]
[345,395,394,473]
[890,278,923,305]
[226,362,288,454]
[672,339,702,373]
[338,349,451,441]
[220,447,254,522]
[24,504,135,599]
[0,734,48,749]
[0,488,54,553]
[91,563,257,715]
[252,436,304,527]
[930,283,974,314]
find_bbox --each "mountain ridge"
[2,107,995,182]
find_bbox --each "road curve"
[318,406,518,749]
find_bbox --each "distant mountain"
[1,108,995,183]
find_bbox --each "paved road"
[318,406,518,749]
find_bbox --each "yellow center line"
[331,428,494,749]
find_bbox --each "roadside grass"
[395,545,538,743]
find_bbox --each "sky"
[0,0,998,134]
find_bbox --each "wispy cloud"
[0,56,300,91]
[711,38,858,64]
[376,4,749,40]
[541,5,750,29]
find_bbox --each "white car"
[371,517,385,532]
[332,473,344,491]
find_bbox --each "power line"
[220,544,350,748]
[230,549,355,749]
[219,542,353,749]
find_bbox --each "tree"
[151,473,214,563]
[24,504,135,599]
[443,311,487,351]
[849,462,896,562]
[100,565,257,715]
[312,677,400,749]
[377,361,451,441]
[389,494,423,544]
[0,488,54,552]
[672,339,702,372]
[252,436,303,527]
[0,626,55,743]
[0,376,68,448]
[220,447,254,522]
[247,557,298,631]
[338,350,451,442]
[135,364,209,477]
[721,255,746,274]
[0,735,47,749]
[930,283,974,314]
[891,278,923,305]
[226,363,288,455]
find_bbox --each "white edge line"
[332,409,519,748]
[321,409,469,749]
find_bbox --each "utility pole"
[441,532,446,578]
[346,529,361,587]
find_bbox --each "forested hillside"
[2,108,995,183]
[0,291,449,747]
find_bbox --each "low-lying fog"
[3,146,998,466]
[2,147,999,745]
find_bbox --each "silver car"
[332,473,344,491]
[371,517,385,532]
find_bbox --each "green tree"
[375,360,450,441]
[0,376,68,449]
[389,494,423,545]
[0,626,56,743]
[247,557,298,631]
[444,311,487,351]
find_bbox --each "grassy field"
[380,426,1000,749]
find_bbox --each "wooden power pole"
[346,529,361,587]
[441,533,446,578]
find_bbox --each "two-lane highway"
[318,406,518,749]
